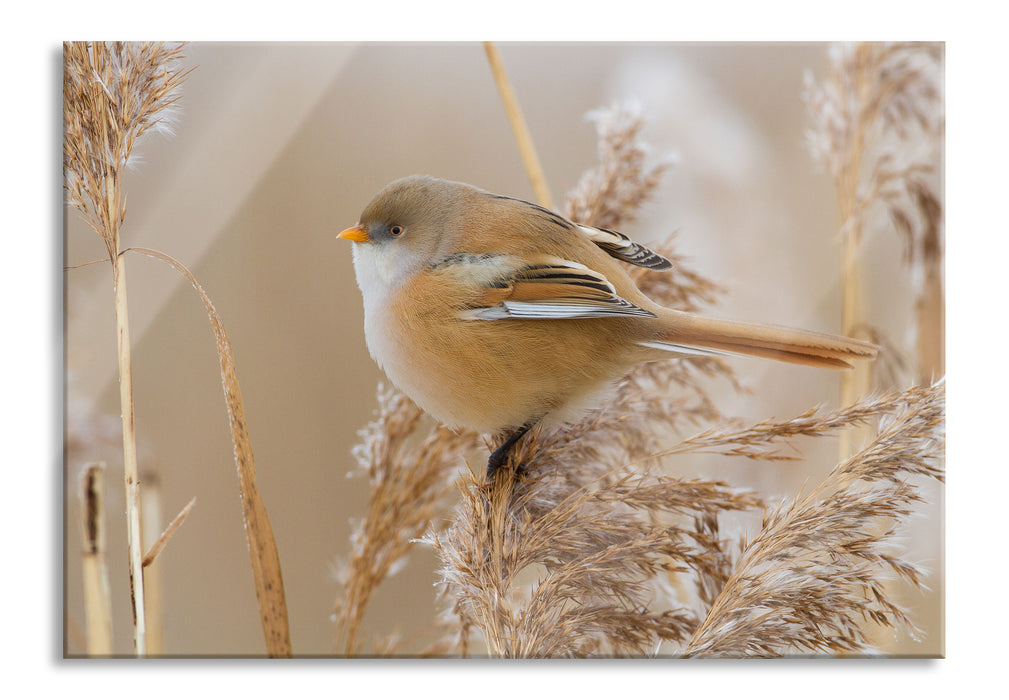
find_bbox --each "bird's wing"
[483,193,672,270]
[575,224,672,270]
[436,253,657,320]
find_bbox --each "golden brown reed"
[803,42,944,406]
[659,387,939,463]
[333,385,482,655]
[563,103,671,232]
[65,44,291,657]
[484,42,555,210]
[128,247,293,657]
[64,42,190,656]
[685,381,944,657]
[64,42,190,263]
[802,43,944,654]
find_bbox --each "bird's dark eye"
[390,225,405,237]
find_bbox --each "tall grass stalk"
[139,472,164,655]
[483,42,554,209]
[64,41,190,655]
[66,42,291,657]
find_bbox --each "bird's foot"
[485,422,534,482]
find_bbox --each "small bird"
[339,175,877,477]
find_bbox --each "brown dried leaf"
[126,247,291,657]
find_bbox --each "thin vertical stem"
[80,463,113,656]
[483,42,554,209]
[916,259,944,383]
[112,250,147,656]
[838,225,869,459]
[837,63,872,461]
[140,472,164,655]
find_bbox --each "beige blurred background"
[63,42,942,657]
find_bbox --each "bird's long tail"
[642,310,878,370]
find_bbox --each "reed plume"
[803,42,944,456]
[563,102,671,231]
[333,385,481,655]
[685,381,944,657]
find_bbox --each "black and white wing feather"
[440,254,656,321]
[577,224,672,270]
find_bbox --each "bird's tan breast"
[375,266,648,433]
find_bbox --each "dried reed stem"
[835,48,871,461]
[483,42,554,209]
[139,473,164,655]
[64,42,190,655]
[915,255,943,382]
[80,463,113,656]
[141,488,195,655]
[126,247,292,657]
[112,252,147,653]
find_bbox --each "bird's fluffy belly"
[366,304,624,434]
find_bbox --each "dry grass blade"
[142,497,197,568]
[334,385,480,655]
[684,381,945,657]
[126,247,291,657]
[79,463,113,656]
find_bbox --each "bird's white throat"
[350,243,414,369]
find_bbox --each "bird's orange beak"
[338,224,370,243]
